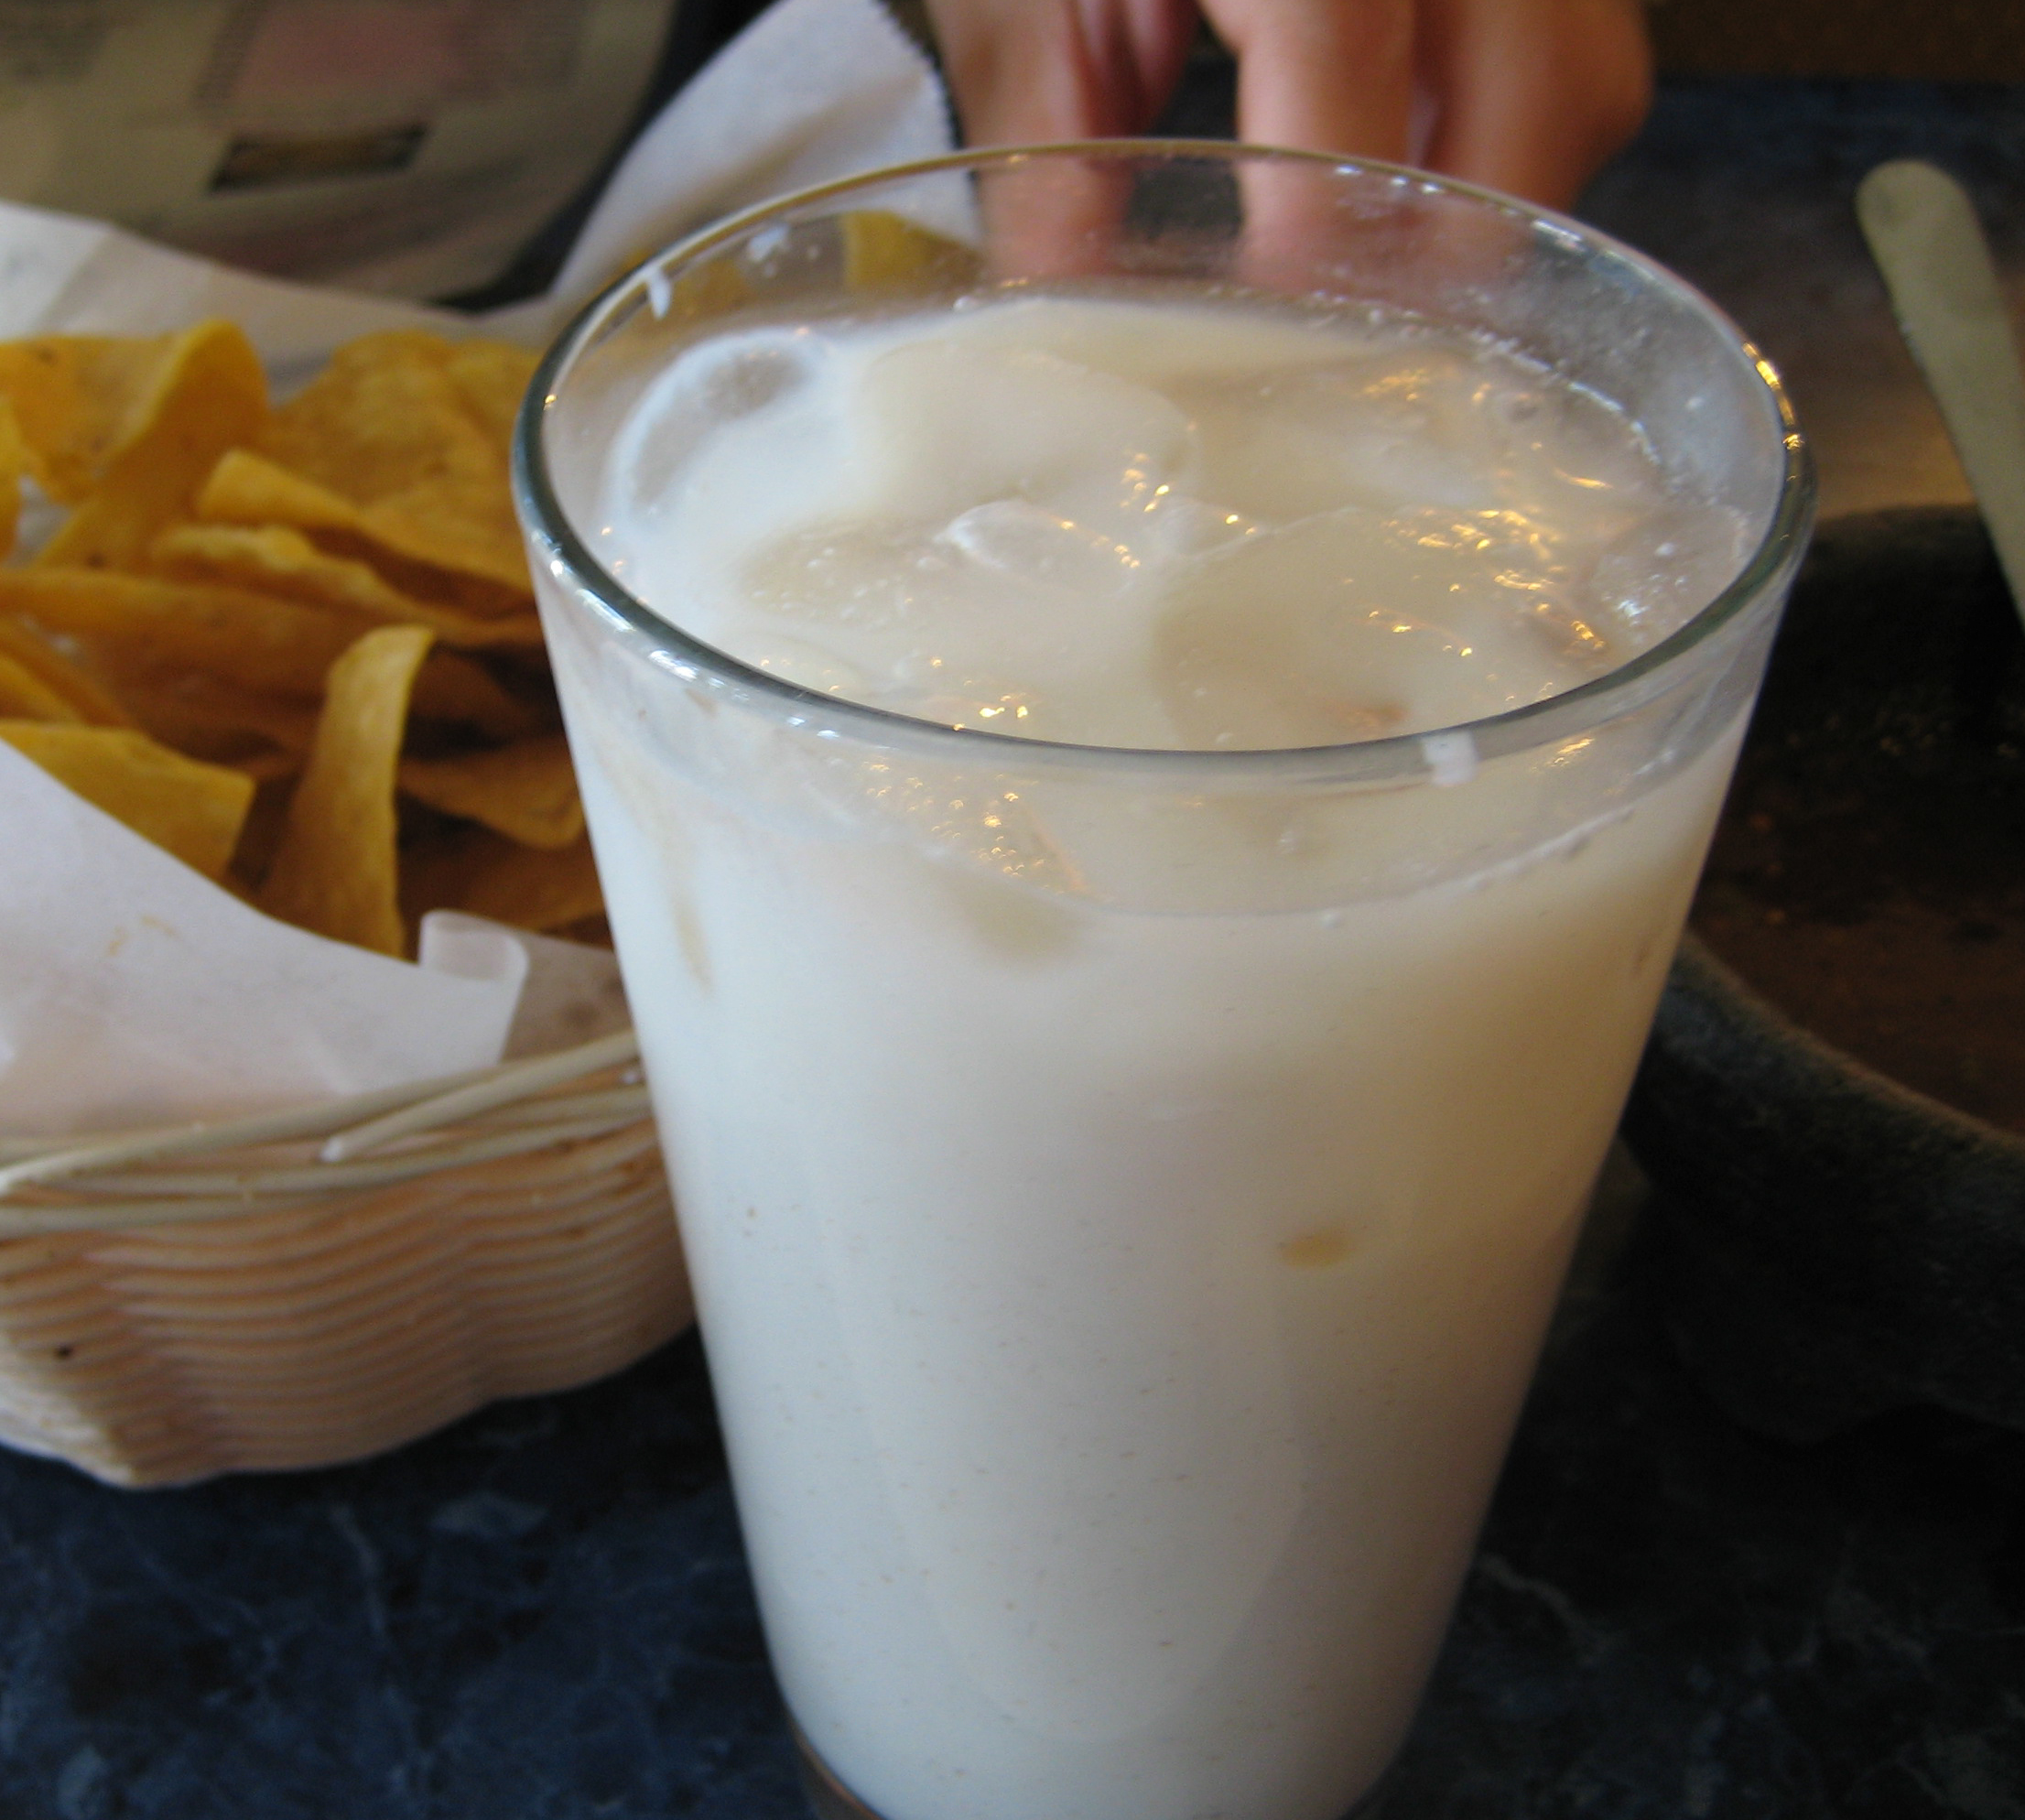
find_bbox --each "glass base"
[790,1723,1399,1820]
[792,1724,882,1820]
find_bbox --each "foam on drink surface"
[597,291,1746,750]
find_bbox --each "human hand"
[920,0,1651,211]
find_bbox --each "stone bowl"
[1622,506,2025,1442]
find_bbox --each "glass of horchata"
[514,143,1812,1820]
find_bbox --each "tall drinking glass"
[514,144,1812,1820]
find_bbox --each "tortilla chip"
[0,568,525,736]
[670,253,753,324]
[115,667,318,770]
[842,210,983,294]
[398,733,582,849]
[196,447,362,536]
[0,720,254,878]
[411,650,545,739]
[0,651,83,721]
[38,320,268,572]
[254,330,530,592]
[196,447,534,615]
[0,332,172,504]
[436,829,603,932]
[0,394,27,558]
[443,340,540,455]
[224,773,297,886]
[150,522,544,649]
[0,613,133,725]
[258,624,433,954]
[309,527,534,620]
[0,569,356,698]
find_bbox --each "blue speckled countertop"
[3,76,2023,1820]
[3,1221,2019,1818]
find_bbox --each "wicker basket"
[0,1030,691,1487]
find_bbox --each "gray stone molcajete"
[1624,506,2025,1442]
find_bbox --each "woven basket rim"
[0,1027,648,1236]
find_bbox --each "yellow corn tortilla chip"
[196,447,361,536]
[114,667,318,771]
[196,450,533,615]
[443,340,540,455]
[0,720,254,878]
[312,526,535,620]
[0,613,133,726]
[38,320,268,572]
[258,624,434,955]
[458,831,603,930]
[0,332,172,504]
[412,651,545,740]
[0,651,82,721]
[590,243,753,324]
[0,568,536,736]
[398,733,582,849]
[221,772,301,888]
[0,568,356,698]
[150,523,545,649]
[253,330,530,593]
[0,394,26,558]
[841,210,983,294]
[403,826,602,933]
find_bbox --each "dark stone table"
[5,73,2024,1820]
[1,1208,2018,1819]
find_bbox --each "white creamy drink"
[552,291,1760,1820]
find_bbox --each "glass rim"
[514,137,1815,786]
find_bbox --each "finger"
[977,154,1137,284]
[924,0,1197,145]
[1419,0,1652,210]
[1200,0,1416,159]
[926,0,1199,281]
